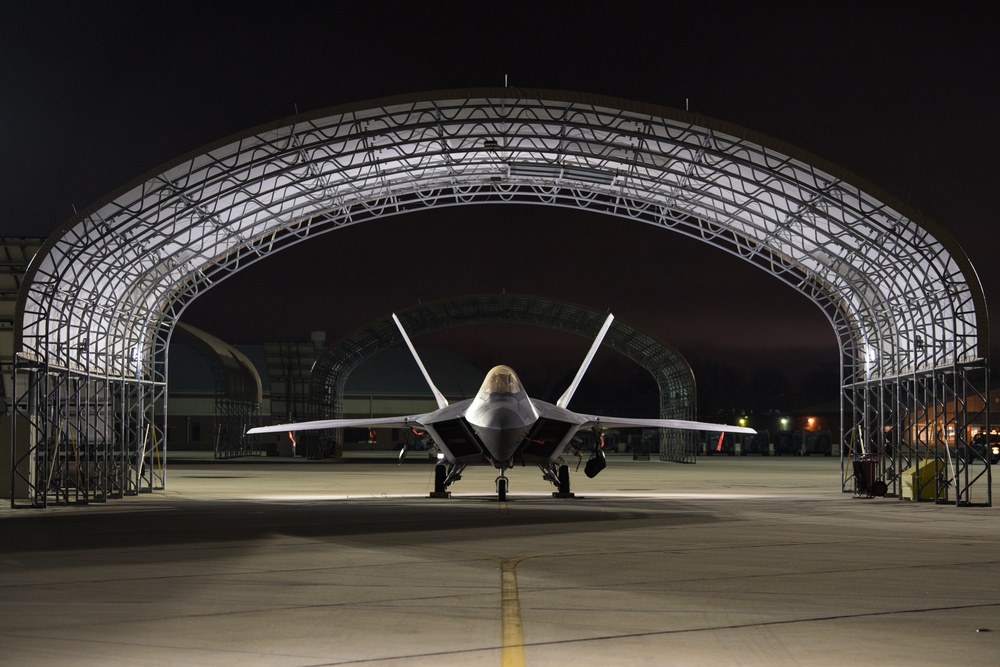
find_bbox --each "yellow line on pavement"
[500,558,525,667]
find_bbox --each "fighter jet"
[247,313,754,500]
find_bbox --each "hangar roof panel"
[16,88,986,384]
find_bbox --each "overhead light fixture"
[509,162,614,185]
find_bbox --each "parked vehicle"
[970,432,1000,464]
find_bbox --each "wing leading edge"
[246,413,434,435]
[571,413,756,434]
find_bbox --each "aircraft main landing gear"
[553,464,574,498]
[430,463,450,498]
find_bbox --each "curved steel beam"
[16,88,987,384]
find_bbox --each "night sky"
[2,4,997,397]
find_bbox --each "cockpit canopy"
[479,365,524,396]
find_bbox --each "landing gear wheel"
[558,464,570,495]
[497,476,508,502]
[434,464,447,494]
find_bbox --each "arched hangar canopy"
[18,88,986,387]
[172,322,262,404]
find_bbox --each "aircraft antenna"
[392,313,449,409]
[556,312,615,409]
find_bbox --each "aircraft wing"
[573,413,756,435]
[247,413,434,435]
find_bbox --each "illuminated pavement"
[1,456,998,666]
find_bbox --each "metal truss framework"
[1,239,45,417]
[306,295,699,463]
[11,88,988,506]
[171,323,262,459]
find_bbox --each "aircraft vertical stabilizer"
[556,312,615,409]
[392,313,449,409]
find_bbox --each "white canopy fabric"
[18,89,985,386]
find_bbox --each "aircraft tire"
[434,464,447,494]
[558,465,570,494]
[497,477,507,502]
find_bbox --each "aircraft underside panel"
[518,418,577,463]
[427,418,484,461]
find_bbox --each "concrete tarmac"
[1,455,998,666]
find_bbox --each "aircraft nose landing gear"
[495,473,508,501]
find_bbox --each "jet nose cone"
[486,406,528,430]
[476,426,524,462]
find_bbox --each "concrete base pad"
[1,457,997,666]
